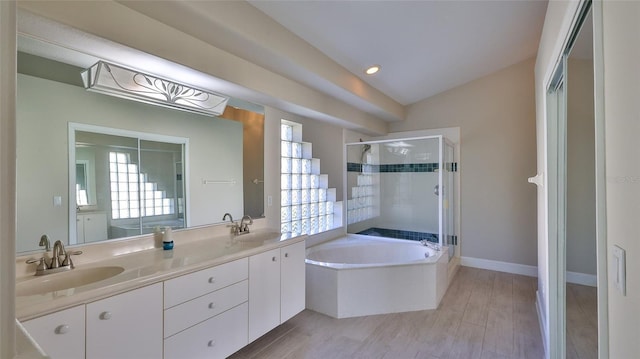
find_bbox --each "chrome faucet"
[223,212,240,235]
[51,240,66,269]
[420,240,441,251]
[39,234,51,252]
[239,215,253,234]
[26,236,82,276]
[222,213,233,223]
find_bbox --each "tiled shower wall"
[347,138,444,236]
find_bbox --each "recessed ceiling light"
[365,65,381,75]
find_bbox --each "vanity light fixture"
[365,65,381,75]
[81,61,229,117]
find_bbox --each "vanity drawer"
[164,257,248,308]
[164,279,248,338]
[164,302,248,359]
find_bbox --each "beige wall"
[602,2,640,356]
[262,106,282,231]
[220,107,265,218]
[390,59,537,266]
[566,58,596,276]
[0,1,16,357]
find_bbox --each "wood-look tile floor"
[230,267,546,359]
[566,283,598,359]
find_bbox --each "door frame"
[546,60,567,358]
[545,0,609,357]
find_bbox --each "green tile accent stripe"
[347,162,457,173]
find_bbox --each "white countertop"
[16,229,305,321]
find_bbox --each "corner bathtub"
[305,234,449,318]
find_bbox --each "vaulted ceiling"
[249,1,548,106]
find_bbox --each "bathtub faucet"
[420,240,441,251]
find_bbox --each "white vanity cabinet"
[20,237,305,359]
[248,248,281,342]
[86,283,163,359]
[164,258,249,359]
[248,240,306,342]
[280,240,306,323]
[76,212,107,244]
[22,305,85,359]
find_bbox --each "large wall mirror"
[16,32,265,253]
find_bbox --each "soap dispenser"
[162,227,174,250]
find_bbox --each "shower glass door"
[442,140,456,260]
[346,136,441,245]
[346,136,456,262]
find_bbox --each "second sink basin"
[17,266,125,296]
[233,230,281,247]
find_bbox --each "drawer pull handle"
[208,277,215,284]
[272,256,277,262]
[55,325,70,334]
[208,340,216,347]
[285,253,289,258]
[208,302,216,309]
[99,311,112,320]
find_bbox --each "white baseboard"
[536,290,549,359]
[566,271,597,287]
[460,256,538,277]
[460,256,597,287]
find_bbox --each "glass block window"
[281,122,336,239]
[347,173,376,224]
[109,151,174,219]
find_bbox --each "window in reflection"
[73,126,187,242]
[109,151,175,219]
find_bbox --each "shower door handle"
[528,173,544,187]
[434,184,439,196]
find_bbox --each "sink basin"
[16,266,125,296]
[234,230,281,246]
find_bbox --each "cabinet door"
[86,283,162,359]
[76,216,85,244]
[280,240,306,323]
[83,213,107,243]
[248,248,280,342]
[22,305,85,359]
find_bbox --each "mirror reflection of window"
[73,127,187,242]
[109,151,142,219]
[76,163,89,206]
[139,140,185,233]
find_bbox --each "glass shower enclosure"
[346,135,457,260]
